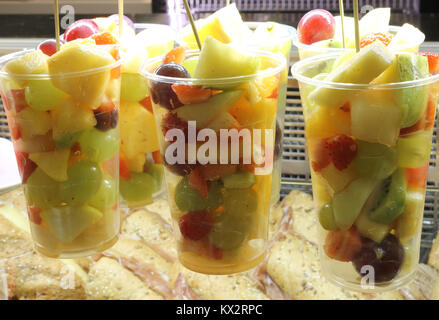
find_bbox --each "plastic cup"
[293,26,424,60]
[118,24,176,209]
[292,52,439,292]
[178,22,296,205]
[0,48,122,258]
[142,49,286,274]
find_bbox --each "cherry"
[352,234,405,283]
[37,39,58,56]
[64,19,100,42]
[297,9,336,45]
[179,210,214,241]
[150,63,190,110]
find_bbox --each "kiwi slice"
[369,168,407,224]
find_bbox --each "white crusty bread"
[86,257,164,300]
[145,197,173,226]
[170,263,268,300]
[432,276,439,300]
[122,209,177,262]
[103,237,173,298]
[399,264,438,300]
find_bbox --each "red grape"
[37,39,58,56]
[298,9,336,45]
[64,19,100,42]
[179,210,214,241]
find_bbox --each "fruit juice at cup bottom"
[142,38,286,274]
[292,44,439,291]
[118,24,176,209]
[0,44,122,258]
[180,21,295,206]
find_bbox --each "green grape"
[318,203,337,231]
[54,131,83,149]
[59,160,102,206]
[25,168,61,209]
[120,73,149,102]
[79,128,118,162]
[25,79,65,111]
[223,188,258,216]
[89,175,117,211]
[120,172,157,202]
[221,171,256,189]
[181,57,198,77]
[208,209,249,250]
[174,177,223,212]
[146,162,164,193]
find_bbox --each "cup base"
[179,251,266,275]
[322,268,416,293]
[34,235,119,259]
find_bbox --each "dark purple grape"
[164,159,196,177]
[94,108,118,131]
[150,63,190,110]
[352,234,405,283]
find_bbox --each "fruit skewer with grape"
[294,40,439,289]
[144,37,284,274]
[49,15,175,208]
[0,38,122,258]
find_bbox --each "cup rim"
[0,47,122,81]
[134,23,177,42]
[291,52,439,90]
[178,21,296,49]
[141,48,286,86]
[292,25,425,54]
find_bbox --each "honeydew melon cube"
[29,149,70,182]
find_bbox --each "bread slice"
[432,275,439,300]
[86,257,164,300]
[170,263,268,300]
[429,233,439,271]
[122,209,177,262]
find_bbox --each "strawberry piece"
[15,151,36,184]
[340,101,351,113]
[179,210,214,241]
[425,97,437,129]
[119,153,131,180]
[91,31,118,45]
[139,96,153,113]
[152,150,162,164]
[162,47,186,65]
[268,87,278,99]
[188,167,209,199]
[28,205,42,225]
[96,99,116,113]
[419,52,439,74]
[360,32,393,48]
[171,84,212,105]
[8,117,21,140]
[324,227,362,262]
[405,163,429,189]
[5,89,28,113]
[311,138,331,172]
[327,134,357,171]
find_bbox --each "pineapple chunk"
[4,50,48,84]
[395,190,425,241]
[309,41,393,109]
[29,149,70,182]
[16,107,51,140]
[120,101,159,159]
[48,42,115,109]
[51,98,96,139]
[207,112,240,132]
[125,153,147,173]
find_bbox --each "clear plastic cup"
[118,24,176,210]
[293,26,424,60]
[0,48,122,258]
[142,49,286,274]
[178,22,296,205]
[292,52,439,292]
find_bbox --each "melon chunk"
[309,41,393,108]
[16,107,51,140]
[29,149,70,182]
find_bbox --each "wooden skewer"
[353,0,360,52]
[226,0,230,6]
[183,0,202,50]
[339,0,346,48]
[118,0,124,39]
[54,0,60,51]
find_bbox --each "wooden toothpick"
[183,0,202,50]
[54,0,60,51]
[118,0,124,38]
[353,0,360,52]
[339,0,346,48]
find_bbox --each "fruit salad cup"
[142,38,286,274]
[118,24,176,209]
[293,8,425,59]
[0,43,122,258]
[292,44,439,291]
